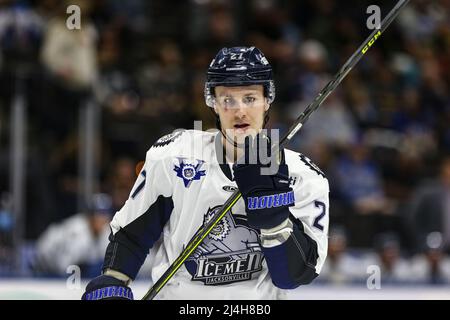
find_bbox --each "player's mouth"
[233,123,250,133]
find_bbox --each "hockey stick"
[142,0,410,300]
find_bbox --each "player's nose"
[234,102,247,117]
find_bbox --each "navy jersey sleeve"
[261,151,330,289]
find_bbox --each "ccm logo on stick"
[362,30,382,54]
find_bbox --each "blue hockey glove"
[233,134,295,229]
[82,275,134,300]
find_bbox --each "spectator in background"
[95,25,139,116]
[136,39,189,129]
[345,81,379,129]
[408,155,450,253]
[206,2,237,49]
[319,226,367,284]
[245,1,298,71]
[397,0,447,42]
[287,40,358,153]
[392,87,437,162]
[0,191,14,275]
[294,92,358,152]
[38,0,98,148]
[286,39,330,111]
[105,157,138,212]
[32,193,112,278]
[331,139,396,247]
[40,0,98,91]
[410,232,450,285]
[0,0,44,73]
[365,232,413,284]
[290,40,330,102]
[48,132,102,222]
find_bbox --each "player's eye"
[243,96,256,105]
[221,97,236,108]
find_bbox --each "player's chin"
[223,126,259,145]
[234,129,259,145]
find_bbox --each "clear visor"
[204,80,275,108]
[213,95,268,109]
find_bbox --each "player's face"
[214,85,268,144]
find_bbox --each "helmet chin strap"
[222,129,245,149]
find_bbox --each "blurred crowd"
[0,0,450,284]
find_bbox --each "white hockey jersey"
[109,129,329,300]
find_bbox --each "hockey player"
[82,47,329,300]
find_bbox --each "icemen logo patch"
[185,206,264,285]
[153,130,184,148]
[174,158,206,188]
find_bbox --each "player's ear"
[264,98,270,111]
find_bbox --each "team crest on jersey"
[185,206,264,285]
[153,130,184,148]
[174,158,206,188]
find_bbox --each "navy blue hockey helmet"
[204,46,275,108]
